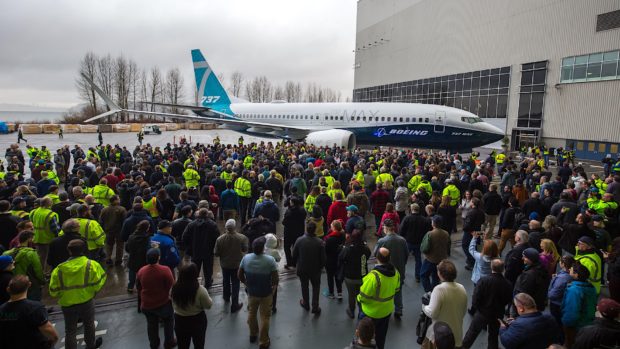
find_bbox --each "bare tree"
[230,71,244,97]
[76,52,99,117]
[96,54,114,111]
[114,55,130,122]
[139,69,148,121]
[273,86,284,101]
[149,66,162,117]
[165,67,184,115]
[128,59,139,114]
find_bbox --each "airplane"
[85,49,504,151]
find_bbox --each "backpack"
[513,210,527,231]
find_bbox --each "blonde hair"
[540,239,560,261]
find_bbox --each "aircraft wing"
[140,101,210,112]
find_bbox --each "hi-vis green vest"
[408,174,422,193]
[234,177,251,198]
[10,210,29,220]
[442,184,460,206]
[92,184,114,207]
[220,171,232,183]
[357,269,401,319]
[496,153,506,165]
[243,155,254,169]
[74,218,106,251]
[143,197,159,218]
[416,180,432,196]
[613,161,620,174]
[49,256,106,307]
[31,207,58,244]
[183,168,200,188]
[47,171,60,185]
[45,193,60,205]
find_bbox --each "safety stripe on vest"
[84,220,104,242]
[49,260,104,292]
[358,270,395,302]
[576,255,601,283]
[34,211,55,230]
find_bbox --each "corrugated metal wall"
[354,0,620,143]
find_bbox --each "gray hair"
[515,230,529,243]
[514,293,536,310]
[62,219,80,234]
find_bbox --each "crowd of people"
[0,135,619,349]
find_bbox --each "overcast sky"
[0,0,357,109]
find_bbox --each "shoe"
[465,265,473,271]
[311,307,322,315]
[416,278,420,283]
[164,338,177,349]
[394,311,402,320]
[346,308,355,319]
[272,307,277,314]
[231,303,243,313]
[95,337,103,348]
[127,288,134,294]
[259,341,271,349]
[336,292,343,300]
[299,299,310,311]
[250,336,257,343]
[223,298,230,303]
[468,307,475,316]
[328,293,335,299]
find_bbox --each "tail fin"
[191,49,232,114]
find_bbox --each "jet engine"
[305,129,356,149]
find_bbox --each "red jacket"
[327,200,348,227]
[378,211,400,236]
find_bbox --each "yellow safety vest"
[183,168,200,188]
[45,193,60,205]
[442,184,460,206]
[408,175,422,193]
[324,176,335,190]
[76,218,106,251]
[31,207,58,244]
[92,184,114,207]
[416,181,432,196]
[355,171,365,187]
[143,197,159,218]
[328,189,345,201]
[376,173,394,188]
[10,210,29,220]
[496,153,506,164]
[220,171,232,184]
[575,250,602,294]
[304,194,317,212]
[243,156,254,169]
[47,171,60,185]
[234,177,252,198]
[357,269,401,319]
[49,256,106,307]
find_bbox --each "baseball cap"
[578,236,594,246]
[158,220,172,229]
[0,255,14,270]
[346,205,359,212]
[522,248,540,263]
[597,298,620,319]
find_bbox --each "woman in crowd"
[338,230,371,319]
[324,220,345,300]
[377,203,399,237]
[125,220,151,293]
[307,205,325,238]
[540,238,561,275]
[171,263,213,349]
[548,256,574,333]
[437,195,457,234]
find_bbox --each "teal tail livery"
[191,49,234,116]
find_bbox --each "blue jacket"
[220,189,240,211]
[547,269,572,306]
[150,232,180,269]
[500,312,560,349]
[561,280,597,328]
[253,199,280,223]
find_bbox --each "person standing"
[2,231,44,301]
[151,220,181,274]
[182,208,220,288]
[137,248,176,349]
[282,197,306,269]
[31,197,60,275]
[513,248,551,314]
[324,220,346,300]
[99,195,127,266]
[214,218,248,312]
[234,170,252,225]
[399,203,431,283]
[561,261,597,348]
[171,263,213,349]
[462,197,485,270]
[373,219,408,318]
[49,239,106,349]
[461,260,513,349]
[0,255,14,304]
[17,127,27,143]
[357,247,401,349]
[422,260,468,349]
[0,275,59,348]
[572,298,620,349]
[125,220,151,293]
[482,184,502,239]
[292,221,326,314]
[339,230,372,319]
[238,237,279,349]
[420,216,451,292]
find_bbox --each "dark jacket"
[514,263,551,312]
[121,210,156,241]
[182,217,220,259]
[463,208,485,232]
[0,270,12,304]
[242,217,275,252]
[324,231,345,272]
[573,317,620,349]
[522,198,544,218]
[338,241,371,280]
[292,233,326,275]
[557,213,595,254]
[398,213,431,244]
[253,199,280,223]
[505,242,530,285]
[99,204,127,240]
[282,206,306,241]
[52,201,72,226]
[171,217,192,251]
[47,232,84,268]
[499,311,560,349]
[125,231,150,271]
[0,213,19,250]
[472,273,513,319]
[482,191,503,215]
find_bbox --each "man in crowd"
[292,221,326,314]
[182,208,220,288]
[499,293,560,349]
[374,219,408,318]
[214,218,248,312]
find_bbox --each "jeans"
[298,272,321,309]
[462,231,475,266]
[344,278,362,314]
[248,294,273,347]
[62,299,96,349]
[394,280,404,314]
[407,242,422,280]
[193,256,214,288]
[420,260,439,292]
[359,310,391,349]
[128,269,137,289]
[462,311,500,349]
[174,311,207,349]
[222,268,240,305]
[326,267,343,295]
[283,237,296,267]
[143,301,175,349]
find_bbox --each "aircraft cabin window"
[399,117,404,122]
[418,117,422,122]
[387,117,391,122]
[381,117,385,121]
[340,116,343,121]
[425,118,429,123]
[363,117,366,122]
[406,117,411,122]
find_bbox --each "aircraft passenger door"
[434,111,446,133]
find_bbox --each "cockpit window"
[461,116,483,124]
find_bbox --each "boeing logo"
[374,128,429,137]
